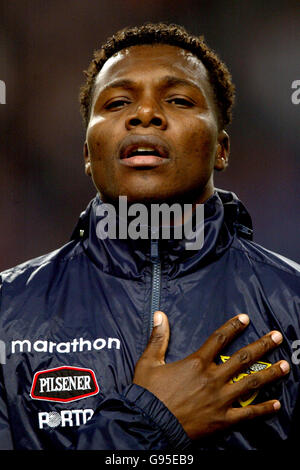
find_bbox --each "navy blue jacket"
[0,189,299,450]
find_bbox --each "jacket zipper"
[149,238,161,338]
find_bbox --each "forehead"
[93,43,213,98]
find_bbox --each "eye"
[105,99,131,110]
[166,97,194,108]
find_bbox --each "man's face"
[84,44,229,205]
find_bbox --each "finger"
[193,314,250,363]
[220,330,284,381]
[224,360,290,403]
[140,311,170,365]
[226,399,281,425]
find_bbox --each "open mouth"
[119,136,169,168]
[121,146,165,160]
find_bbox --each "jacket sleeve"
[0,366,14,450]
[73,384,192,450]
[0,277,14,450]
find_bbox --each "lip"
[120,155,166,168]
[119,135,170,168]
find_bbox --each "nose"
[125,98,167,130]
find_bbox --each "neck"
[100,181,215,227]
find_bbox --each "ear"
[83,141,92,177]
[214,130,230,171]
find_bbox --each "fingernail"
[238,314,249,325]
[280,361,290,373]
[273,401,281,411]
[271,331,283,344]
[153,312,163,327]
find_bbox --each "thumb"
[142,311,170,365]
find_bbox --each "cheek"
[86,129,109,185]
[86,122,110,162]
[87,136,103,162]
[181,122,217,163]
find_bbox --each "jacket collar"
[70,189,253,278]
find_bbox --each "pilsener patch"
[30,366,99,403]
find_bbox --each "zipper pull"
[150,239,159,261]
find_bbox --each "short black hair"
[79,22,235,129]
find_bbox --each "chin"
[123,193,168,205]
[116,184,172,204]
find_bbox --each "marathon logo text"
[30,366,99,402]
[10,336,120,354]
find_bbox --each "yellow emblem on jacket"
[220,355,272,407]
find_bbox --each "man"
[0,23,299,450]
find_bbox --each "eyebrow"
[98,75,204,95]
[100,78,136,93]
[159,75,203,94]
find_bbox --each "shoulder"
[231,236,300,279]
[0,239,83,288]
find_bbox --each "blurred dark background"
[0,0,299,270]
